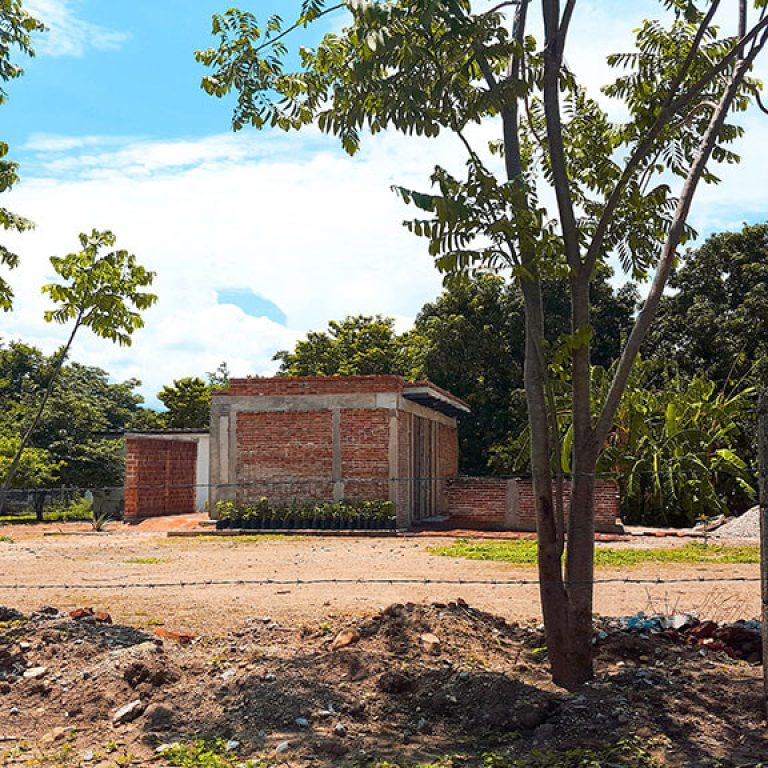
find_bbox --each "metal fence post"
[759,391,768,720]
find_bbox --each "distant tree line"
[2,222,765,526]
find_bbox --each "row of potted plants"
[214,497,397,530]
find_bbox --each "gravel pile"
[713,506,761,539]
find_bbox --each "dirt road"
[0,528,758,634]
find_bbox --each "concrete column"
[387,409,399,514]
[332,408,344,501]
[505,479,519,530]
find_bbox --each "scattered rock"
[225,739,240,751]
[69,607,94,621]
[112,699,145,725]
[334,722,347,737]
[419,633,442,655]
[154,628,195,645]
[331,628,360,651]
[295,717,310,728]
[275,741,290,753]
[22,666,47,680]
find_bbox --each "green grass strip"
[428,539,759,566]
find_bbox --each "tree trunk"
[520,277,575,687]
[563,465,596,686]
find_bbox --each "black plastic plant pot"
[216,519,230,530]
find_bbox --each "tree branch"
[253,3,345,56]
[593,39,767,448]
[583,0,724,277]
[541,0,581,272]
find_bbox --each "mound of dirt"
[0,600,765,767]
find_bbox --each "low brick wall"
[125,438,197,520]
[447,477,621,533]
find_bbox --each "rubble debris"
[112,699,145,725]
[617,612,762,662]
[22,666,47,680]
[419,632,442,655]
[331,628,360,651]
[154,628,195,644]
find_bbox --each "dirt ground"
[0,526,760,635]
[0,525,765,767]
[0,598,765,768]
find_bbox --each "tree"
[416,273,636,474]
[0,230,157,505]
[491,361,756,526]
[207,361,231,390]
[647,221,768,385]
[0,340,151,488]
[0,436,60,489]
[198,0,768,688]
[0,1,44,310]
[158,377,212,429]
[275,315,419,377]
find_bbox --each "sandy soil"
[0,526,759,636]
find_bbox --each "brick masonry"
[209,376,466,525]
[447,477,621,533]
[125,437,197,520]
[236,410,334,503]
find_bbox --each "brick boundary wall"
[125,438,197,520]
[447,477,622,533]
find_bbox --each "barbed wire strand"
[0,575,761,591]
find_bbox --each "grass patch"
[428,539,759,567]
[158,739,259,768]
[0,535,14,543]
[125,557,163,564]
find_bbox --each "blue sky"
[2,1,768,407]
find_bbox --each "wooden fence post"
[759,391,768,721]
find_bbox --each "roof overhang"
[402,384,471,419]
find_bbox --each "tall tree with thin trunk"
[0,231,157,508]
[197,0,768,688]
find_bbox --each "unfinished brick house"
[208,375,468,528]
[124,374,621,532]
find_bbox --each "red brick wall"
[224,375,405,397]
[516,479,620,532]
[340,409,390,500]
[447,477,509,529]
[125,438,197,520]
[236,410,334,502]
[447,478,621,533]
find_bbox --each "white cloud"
[1,129,457,403]
[25,0,129,57]
[4,1,768,405]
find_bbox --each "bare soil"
[0,528,759,633]
[0,599,765,767]
[0,527,764,767]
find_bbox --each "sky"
[2,0,767,408]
